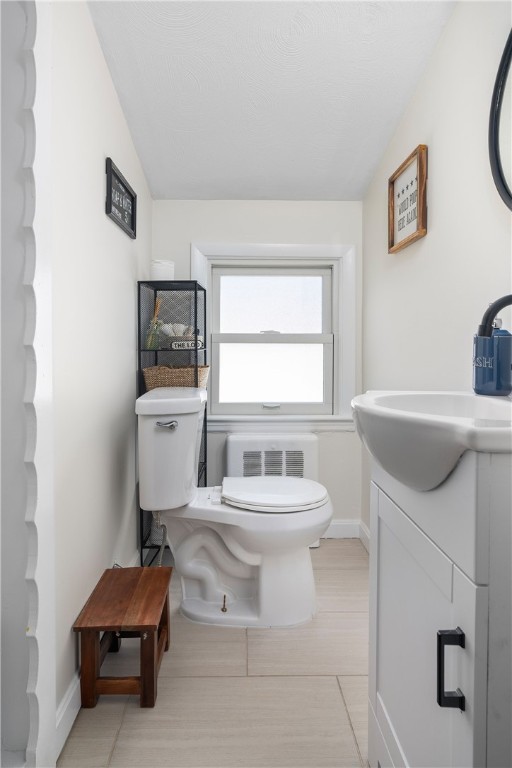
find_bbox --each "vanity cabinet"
[137,280,208,564]
[369,451,511,768]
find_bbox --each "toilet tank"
[136,387,207,511]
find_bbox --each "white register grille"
[242,449,305,477]
[227,435,318,480]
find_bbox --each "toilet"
[136,387,333,627]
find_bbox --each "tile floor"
[58,539,369,768]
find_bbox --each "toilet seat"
[220,476,329,513]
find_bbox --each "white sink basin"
[351,391,512,491]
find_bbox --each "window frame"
[211,265,333,416]
[191,243,356,425]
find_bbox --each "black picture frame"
[105,157,137,238]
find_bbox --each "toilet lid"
[221,476,328,513]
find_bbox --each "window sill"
[206,414,355,433]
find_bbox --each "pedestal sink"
[351,391,512,491]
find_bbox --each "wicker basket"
[143,364,210,390]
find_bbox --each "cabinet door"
[369,487,488,768]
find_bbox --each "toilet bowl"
[136,387,333,627]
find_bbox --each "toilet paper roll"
[150,260,175,280]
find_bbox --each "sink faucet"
[477,293,512,336]
[474,294,512,396]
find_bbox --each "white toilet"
[136,387,333,627]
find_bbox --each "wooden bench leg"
[140,630,157,707]
[107,631,122,653]
[160,591,171,652]
[80,630,100,708]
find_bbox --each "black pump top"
[477,294,512,337]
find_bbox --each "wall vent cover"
[227,434,318,480]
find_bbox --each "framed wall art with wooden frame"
[388,144,427,253]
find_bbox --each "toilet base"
[180,597,315,628]
[160,492,332,628]
[178,548,317,628]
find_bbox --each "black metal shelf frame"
[137,280,207,565]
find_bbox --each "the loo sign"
[171,338,204,351]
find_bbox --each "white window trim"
[191,243,356,430]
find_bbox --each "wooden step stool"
[73,566,172,708]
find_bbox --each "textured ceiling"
[89,1,455,200]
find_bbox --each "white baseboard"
[323,519,363,539]
[359,520,370,552]
[55,672,81,760]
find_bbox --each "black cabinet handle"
[437,627,466,711]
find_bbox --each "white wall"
[153,201,363,526]
[362,1,511,525]
[51,2,152,711]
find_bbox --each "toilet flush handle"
[156,420,178,430]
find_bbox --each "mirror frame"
[489,29,512,211]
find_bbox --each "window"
[211,266,333,415]
[191,243,356,421]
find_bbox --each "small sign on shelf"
[166,337,204,351]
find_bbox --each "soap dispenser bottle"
[473,296,512,396]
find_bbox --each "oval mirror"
[489,29,512,210]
